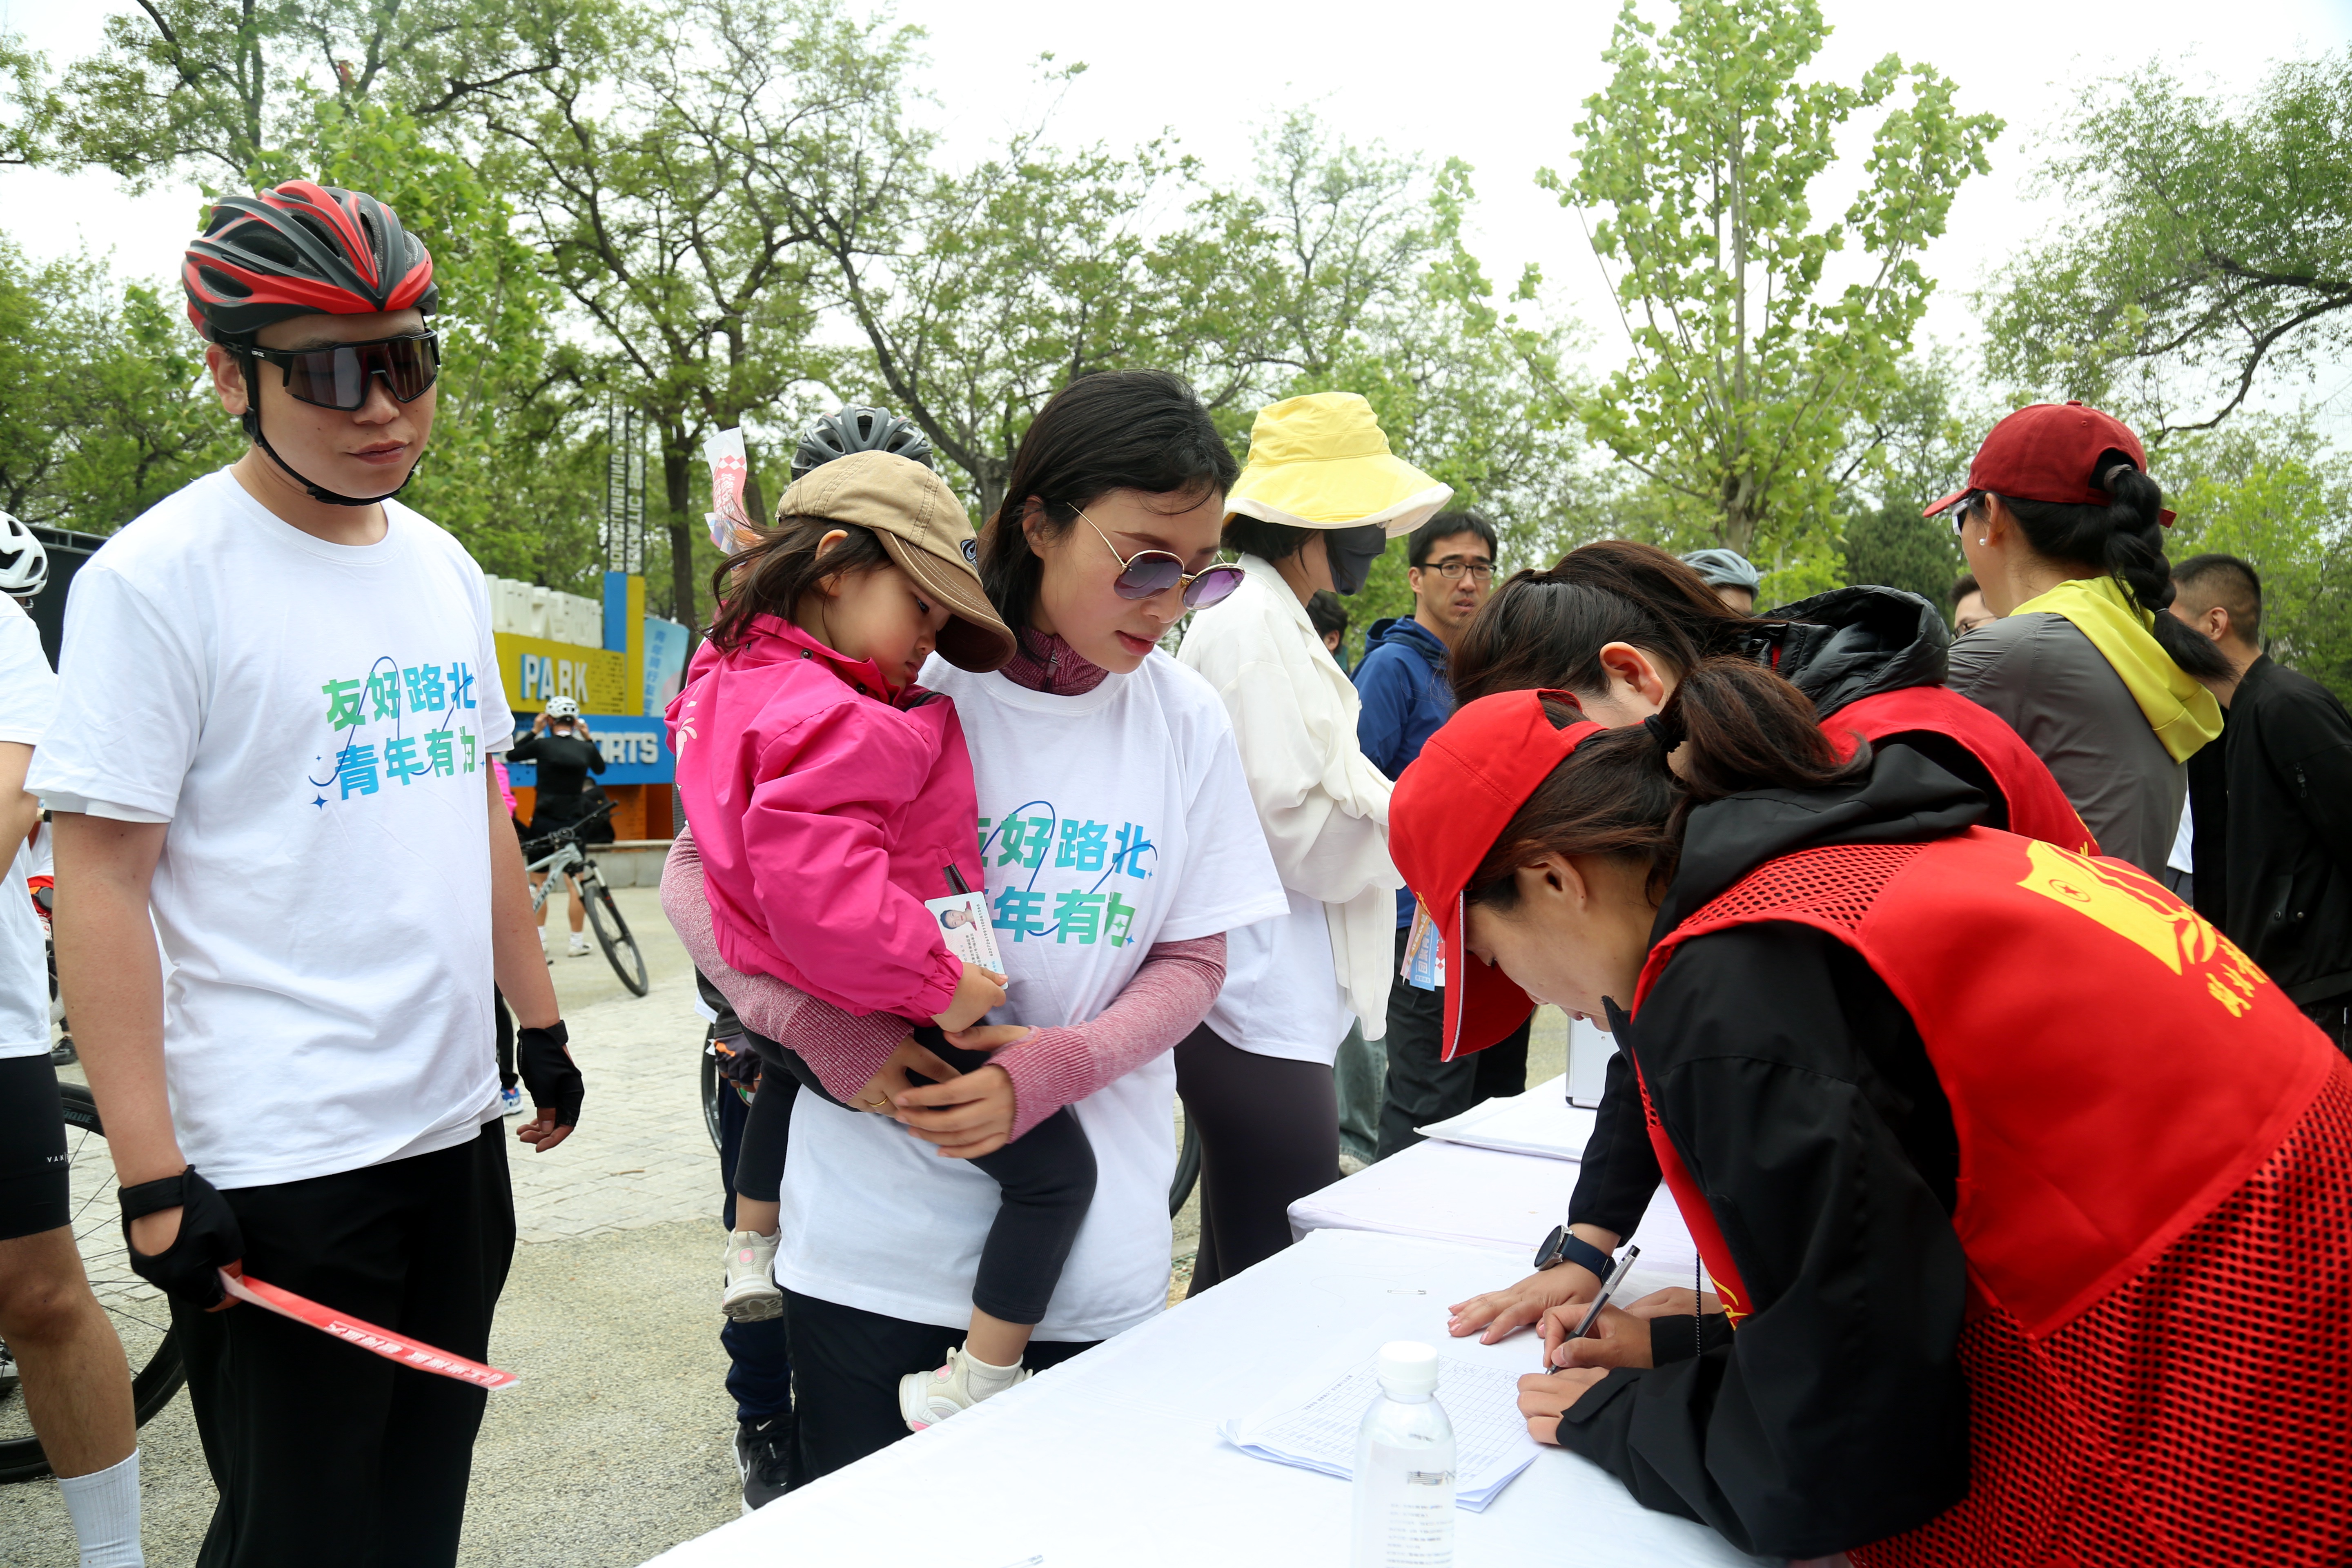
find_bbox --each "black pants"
[737,1027,1096,1327]
[1174,1022,1338,1296]
[783,1287,1094,1481]
[714,1057,793,1427]
[172,1123,515,1568]
[1376,924,1532,1160]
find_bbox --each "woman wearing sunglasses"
[1171,392,1449,1294]
[664,369,1290,1479]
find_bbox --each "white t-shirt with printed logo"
[776,650,1289,1341]
[29,469,515,1188]
[0,596,57,1061]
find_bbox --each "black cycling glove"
[517,1020,584,1129]
[119,1165,245,1310]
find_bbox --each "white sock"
[56,1448,143,1568]
[961,1346,1024,1396]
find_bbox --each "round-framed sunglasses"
[247,332,440,412]
[1077,508,1245,608]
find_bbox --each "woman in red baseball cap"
[1442,540,2092,1338]
[1391,662,2351,1565]
[1934,402,2227,878]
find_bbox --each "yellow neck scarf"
[2011,574,2223,763]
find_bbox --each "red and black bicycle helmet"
[183,180,437,345]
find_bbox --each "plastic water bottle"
[1350,1341,1456,1567]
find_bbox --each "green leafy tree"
[50,0,590,189]
[0,239,244,530]
[1982,53,2352,439]
[486,0,913,627]
[2160,419,2352,698]
[1,29,53,166]
[1546,0,2000,577]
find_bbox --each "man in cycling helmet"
[33,180,578,1567]
[511,697,607,958]
[0,512,47,604]
[1680,546,1762,615]
[790,404,934,483]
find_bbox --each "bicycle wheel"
[0,1083,185,1484]
[581,873,649,996]
[1169,1112,1201,1218]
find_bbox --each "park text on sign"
[492,632,631,715]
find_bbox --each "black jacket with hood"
[1552,747,1983,1558]
[1570,586,2002,1243]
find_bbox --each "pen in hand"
[1549,1245,1640,1368]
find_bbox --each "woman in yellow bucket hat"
[1173,392,1450,1292]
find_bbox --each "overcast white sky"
[6,0,2350,414]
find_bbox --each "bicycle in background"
[521,799,648,996]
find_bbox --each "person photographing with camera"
[511,697,608,958]
[35,181,582,1568]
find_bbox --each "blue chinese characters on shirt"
[308,655,484,806]
[981,803,1157,947]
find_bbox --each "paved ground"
[2,886,1574,1565]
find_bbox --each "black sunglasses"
[249,332,440,412]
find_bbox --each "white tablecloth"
[641,1228,1769,1568]
[1288,1127,1703,1301]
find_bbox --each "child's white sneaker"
[720,1229,782,1321]
[898,1345,1029,1431]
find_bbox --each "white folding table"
[640,1227,1768,1568]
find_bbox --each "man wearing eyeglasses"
[32,182,577,1566]
[1352,512,1529,1161]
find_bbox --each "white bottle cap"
[1376,1340,1440,1397]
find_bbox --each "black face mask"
[1324,523,1389,597]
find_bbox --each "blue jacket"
[1354,615,1454,926]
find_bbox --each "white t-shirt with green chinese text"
[30,469,514,1188]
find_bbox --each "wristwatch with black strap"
[1532,1222,1616,1279]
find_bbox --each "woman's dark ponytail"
[1992,459,2231,682]
[1463,659,1867,906]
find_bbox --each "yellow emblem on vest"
[2016,839,2268,1016]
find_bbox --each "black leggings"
[1174,1022,1339,1296]
[0,1053,69,1241]
[734,1027,1097,1327]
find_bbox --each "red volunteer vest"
[1627,829,2352,1567]
[1828,686,2098,854]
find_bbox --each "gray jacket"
[1947,611,2186,877]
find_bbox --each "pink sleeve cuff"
[662,833,910,1099]
[991,934,1226,1140]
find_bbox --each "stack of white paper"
[1218,1352,1542,1512]
[1415,1075,1596,1161]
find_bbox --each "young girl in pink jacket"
[670,451,1098,1422]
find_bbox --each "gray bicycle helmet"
[791,405,933,482]
[0,512,47,599]
[543,697,580,719]
[1680,547,1761,592]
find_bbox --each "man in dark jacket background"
[2171,553,2352,1055]
[1354,511,1530,1158]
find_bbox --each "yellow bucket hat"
[1225,393,1453,538]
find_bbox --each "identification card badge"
[927,865,1004,973]
[1401,898,1444,991]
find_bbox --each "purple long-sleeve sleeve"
[664,830,1226,1132]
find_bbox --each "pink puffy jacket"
[667,614,975,1023]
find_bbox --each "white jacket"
[1177,554,1405,1038]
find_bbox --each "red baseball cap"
[1924,401,2174,526]
[1390,690,1607,1062]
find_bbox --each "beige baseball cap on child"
[775,450,1016,673]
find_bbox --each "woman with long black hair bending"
[1411,664,2351,1564]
